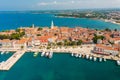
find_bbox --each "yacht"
[93,57,97,61]
[89,56,92,60]
[104,58,106,62]
[117,60,120,66]
[48,51,53,58]
[6,51,9,54]
[45,52,49,57]
[86,55,89,59]
[34,52,39,57]
[71,53,74,56]
[1,51,5,55]
[99,58,102,62]
[75,54,79,57]
[79,54,82,58]
[41,52,45,57]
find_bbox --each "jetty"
[0,50,25,70]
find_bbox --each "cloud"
[37,1,75,6]
[36,0,120,9]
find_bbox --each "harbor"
[0,44,120,71]
[0,50,25,70]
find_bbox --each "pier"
[0,50,25,70]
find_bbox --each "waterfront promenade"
[0,44,120,71]
[0,50,25,70]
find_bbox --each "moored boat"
[48,51,53,58]
[99,58,102,62]
[79,54,82,58]
[89,56,92,60]
[86,55,89,59]
[41,52,45,57]
[34,52,39,57]
[117,60,120,66]
[93,57,97,61]
[75,54,79,57]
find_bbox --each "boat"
[89,56,92,60]
[45,52,49,57]
[117,60,120,66]
[41,52,45,57]
[6,51,9,54]
[75,54,79,57]
[99,58,102,62]
[1,51,5,55]
[93,57,97,61]
[34,52,39,57]
[86,55,89,59]
[104,58,106,62]
[71,53,74,56]
[79,54,82,58]
[48,51,53,58]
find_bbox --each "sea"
[0,13,120,80]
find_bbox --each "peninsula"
[0,21,120,70]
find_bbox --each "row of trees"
[57,40,82,46]
[0,32,25,40]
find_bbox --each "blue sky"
[0,0,120,10]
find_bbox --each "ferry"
[48,51,53,58]
[117,60,120,66]
[99,58,102,62]
[34,52,39,57]
[41,52,45,57]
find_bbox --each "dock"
[0,50,25,70]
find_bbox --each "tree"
[57,42,63,46]
[105,28,111,32]
[93,35,105,44]
[38,27,43,31]
[77,40,82,45]
[114,29,117,32]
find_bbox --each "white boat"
[93,57,97,61]
[104,58,106,62]
[99,58,102,62]
[6,51,9,54]
[71,53,74,56]
[34,52,39,57]
[86,55,89,59]
[79,54,82,58]
[41,52,45,57]
[89,56,92,60]
[45,52,49,57]
[75,54,79,57]
[117,60,120,66]
[48,51,53,58]
[1,51,5,55]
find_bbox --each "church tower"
[32,24,35,28]
[51,21,54,29]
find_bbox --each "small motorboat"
[117,60,120,66]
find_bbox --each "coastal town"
[0,21,120,70]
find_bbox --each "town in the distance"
[0,20,120,70]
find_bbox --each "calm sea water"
[0,13,120,31]
[0,53,120,80]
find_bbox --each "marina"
[0,50,25,70]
